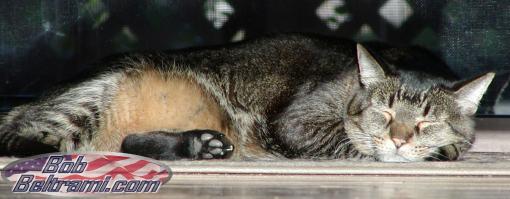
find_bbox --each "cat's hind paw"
[121,129,234,160]
[189,130,234,160]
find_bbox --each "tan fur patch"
[90,69,232,151]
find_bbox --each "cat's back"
[180,34,359,113]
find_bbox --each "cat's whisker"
[334,137,351,148]
[338,137,351,143]
[425,155,441,161]
[334,141,352,156]
[462,140,473,146]
[429,151,450,160]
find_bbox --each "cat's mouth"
[372,136,431,162]
[376,148,416,162]
[377,154,412,162]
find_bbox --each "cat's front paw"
[0,123,59,157]
[188,130,234,160]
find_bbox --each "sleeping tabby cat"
[0,34,494,162]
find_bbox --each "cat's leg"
[121,130,234,160]
[0,72,122,156]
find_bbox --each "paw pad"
[193,131,233,160]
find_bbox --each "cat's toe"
[208,139,223,147]
[200,133,214,141]
[201,153,213,159]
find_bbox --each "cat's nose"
[391,138,407,148]
[390,122,413,149]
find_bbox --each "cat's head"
[344,44,495,162]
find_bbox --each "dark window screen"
[1,0,509,115]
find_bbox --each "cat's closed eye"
[382,111,393,126]
[415,121,432,133]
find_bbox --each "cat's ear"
[454,72,495,115]
[357,44,386,87]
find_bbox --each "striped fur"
[0,34,494,161]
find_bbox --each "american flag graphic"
[3,153,171,183]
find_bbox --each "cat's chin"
[377,154,419,163]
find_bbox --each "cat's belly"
[90,69,234,151]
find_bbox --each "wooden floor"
[2,152,510,198]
